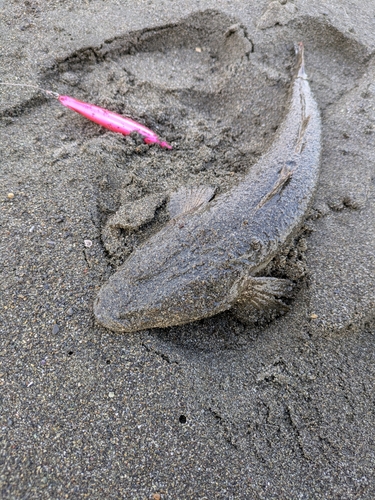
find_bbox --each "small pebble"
[108,392,115,398]
[152,494,161,500]
[195,47,202,53]
[67,308,74,316]
[52,324,60,334]
[310,313,318,319]
[47,240,56,247]
[84,239,93,248]
[7,193,14,199]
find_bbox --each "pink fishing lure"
[58,95,172,149]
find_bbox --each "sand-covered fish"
[94,43,321,332]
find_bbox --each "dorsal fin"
[168,185,215,219]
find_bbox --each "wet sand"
[1,1,375,498]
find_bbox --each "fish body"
[94,45,321,332]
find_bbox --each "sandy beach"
[1,0,375,498]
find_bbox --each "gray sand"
[1,1,375,498]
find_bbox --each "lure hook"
[0,82,60,99]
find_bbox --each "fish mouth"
[93,293,134,333]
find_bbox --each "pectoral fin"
[168,185,215,218]
[231,276,294,324]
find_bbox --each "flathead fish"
[94,43,321,332]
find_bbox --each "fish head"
[94,276,165,333]
[94,266,227,333]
